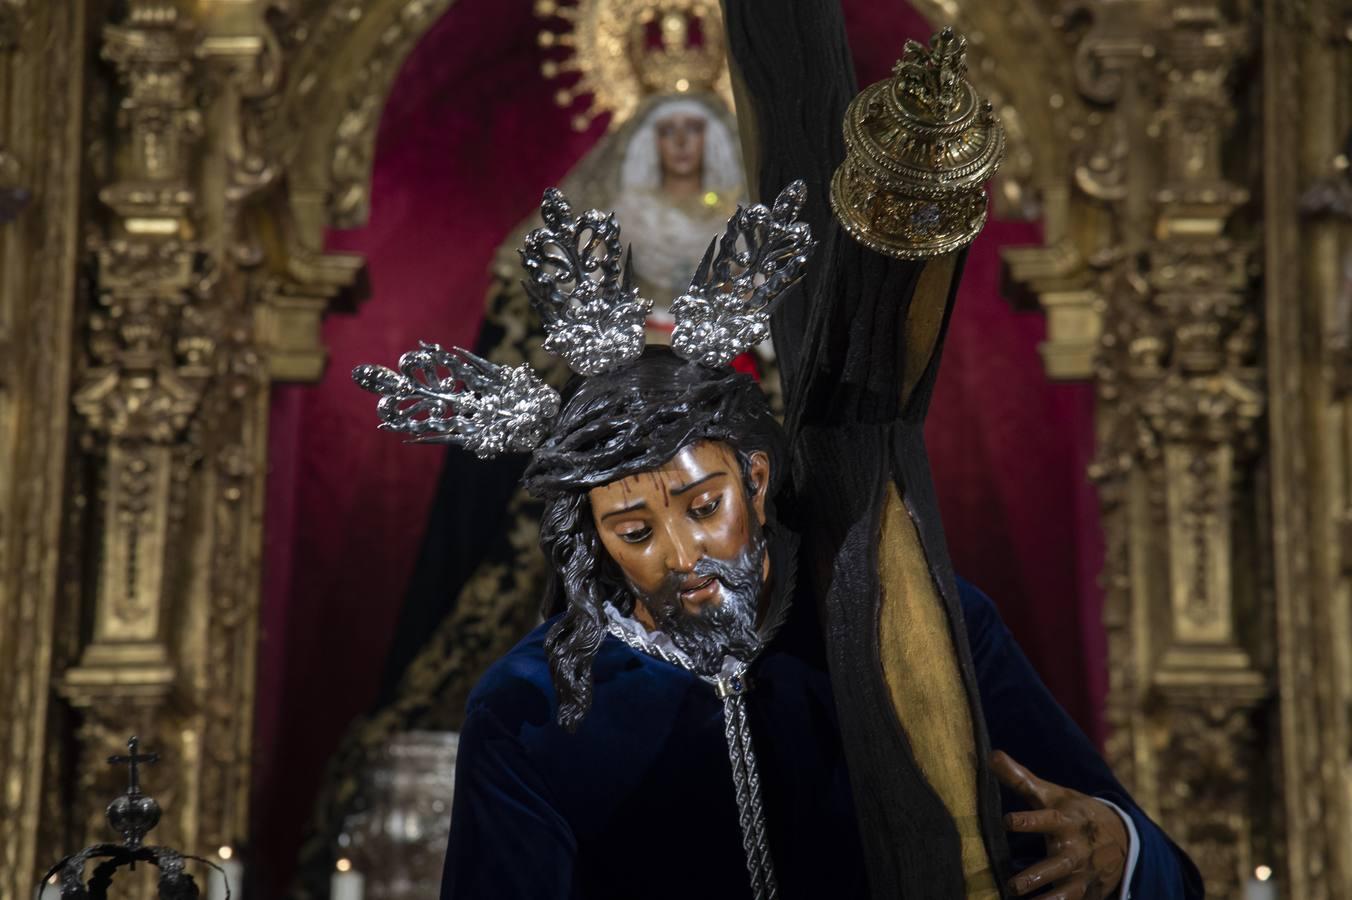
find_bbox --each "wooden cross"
[107,735,158,795]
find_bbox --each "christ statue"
[357,178,1199,897]
[354,10,1204,900]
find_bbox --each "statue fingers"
[1007,849,1085,897]
[1032,876,1091,900]
[1003,808,1069,834]
[990,750,1055,808]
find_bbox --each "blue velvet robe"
[440,578,1202,899]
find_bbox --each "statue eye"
[689,496,721,520]
[618,526,652,545]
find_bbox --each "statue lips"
[678,574,721,608]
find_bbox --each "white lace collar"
[602,602,752,681]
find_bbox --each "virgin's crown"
[630,5,725,97]
[538,0,733,131]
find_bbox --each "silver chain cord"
[605,618,780,899]
[720,688,780,899]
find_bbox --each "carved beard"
[629,522,768,675]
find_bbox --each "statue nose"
[663,526,701,573]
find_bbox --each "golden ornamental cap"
[830,27,1005,260]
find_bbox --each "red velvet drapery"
[255,2,1103,892]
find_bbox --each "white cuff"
[1095,798,1141,900]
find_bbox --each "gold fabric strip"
[900,252,959,409]
[878,485,998,899]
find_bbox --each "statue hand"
[991,750,1128,899]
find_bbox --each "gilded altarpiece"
[0,1,1347,899]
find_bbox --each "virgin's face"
[589,441,769,619]
[654,113,706,181]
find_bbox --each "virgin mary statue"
[610,94,744,314]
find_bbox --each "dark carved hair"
[522,346,788,731]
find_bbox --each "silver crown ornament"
[670,180,812,367]
[354,180,814,457]
[352,345,560,458]
[521,188,652,376]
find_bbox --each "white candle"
[208,847,243,900]
[331,859,365,900]
[1245,865,1277,900]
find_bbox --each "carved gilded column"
[0,2,88,898]
[1000,0,1270,894]
[1125,11,1268,892]
[10,0,411,886]
[55,0,294,880]
[60,0,210,862]
[1268,0,1352,897]
[1,0,440,886]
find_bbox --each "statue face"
[589,440,769,621]
[654,112,706,182]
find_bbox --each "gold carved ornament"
[535,0,734,130]
[829,26,1005,261]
